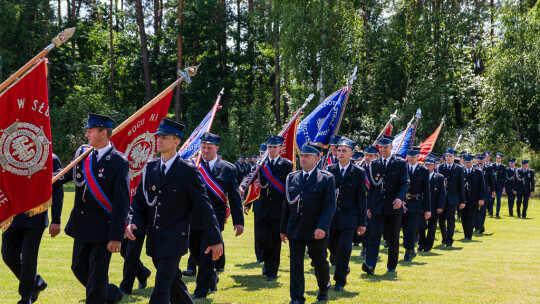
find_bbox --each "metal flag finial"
[306,93,315,102]
[52,27,76,47]
[178,65,200,84]
[349,66,358,85]
[415,108,422,119]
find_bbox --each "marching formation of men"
[1,112,536,304]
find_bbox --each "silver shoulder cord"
[515,169,525,183]
[73,146,87,188]
[506,169,514,181]
[368,160,383,187]
[142,166,158,207]
[285,174,302,213]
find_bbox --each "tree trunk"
[175,0,184,122]
[218,0,229,127]
[94,0,102,23]
[136,0,152,102]
[273,20,281,129]
[57,0,62,26]
[453,99,463,127]
[247,0,254,105]
[109,0,115,100]
[154,0,163,89]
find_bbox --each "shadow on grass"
[229,274,282,291]
[235,261,262,270]
[418,251,441,257]
[350,255,382,264]
[305,288,359,299]
[457,238,481,243]
[398,260,427,267]
[433,244,463,251]
[360,272,399,282]
[122,289,153,303]
[473,232,494,238]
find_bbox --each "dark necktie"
[204,161,210,171]
[161,164,166,180]
[271,159,275,167]
[341,168,344,177]
[93,150,98,163]
[303,173,309,183]
[383,159,387,167]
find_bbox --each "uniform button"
[338,208,341,211]
[158,190,162,194]
[174,189,177,192]
[156,226,159,229]
[158,203,161,206]
[81,211,84,214]
[108,221,110,224]
[182,232,186,236]
[157,214,160,217]
[82,199,86,202]
[300,213,303,215]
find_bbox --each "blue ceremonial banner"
[178,110,213,159]
[296,87,348,148]
[391,127,413,158]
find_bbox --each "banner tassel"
[25,197,52,217]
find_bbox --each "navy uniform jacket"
[362,162,373,209]
[368,155,410,215]
[429,172,446,213]
[493,163,506,191]
[241,156,293,220]
[192,158,244,231]
[60,145,130,243]
[405,164,431,214]
[130,157,222,259]
[235,161,246,184]
[12,154,64,228]
[505,167,517,193]
[480,164,495,201]
[516,168,535,194]
[327,162,367,229]
[280,168,336,240]
[463,168,486,206]
[436,163,465,205]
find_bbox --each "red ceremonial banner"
[418,124,442,162]
[375,125,393,149]
[280,115,300,164]
[0,60,53,230]
[243,178,260,206]
[111,91,173,199]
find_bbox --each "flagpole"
[372,110,398,145]
[194,88,225,167]
[243,93,315,191]
[394,115,415,156]
[0,28,75,94]
[52,66,199,183]
[408,109,422,149]
[426,115,446,155]
[332,67,357,136]
[453,133,463,151]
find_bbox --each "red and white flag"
[0,59,53,230]
[418,123,443,162]
[280,115,300,170]
[111,91,173,199]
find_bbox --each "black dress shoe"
[316,288,329,302]
[138,269,151,289]
[215,268,224,274]
[289,300,302,304]
[383,241,388,248]
[31,282,48,303]
[262,266,268,275]
[362,263,374,275]
[411,249,417,260]
[266,275,277,281]
[106,288,125,304]
[479,227,485,234]
[386,269,396,274]
[445,243,452,248]
[210,276,219,292]
[418,245,424,251]
[334,284,344,291]
[191,294,207,299]
[182,269,196,277]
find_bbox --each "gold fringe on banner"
[25,197,52,217]
[1,216,14,233]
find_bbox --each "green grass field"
[1,187,539,303]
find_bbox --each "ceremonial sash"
[261,163,285,195]
[81,148,113,214]
[198,163,230,218]
[364,171,371,190]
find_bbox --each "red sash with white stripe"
[198,163,230,218]
[81,148,112,214]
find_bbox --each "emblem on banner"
[0,121,51,177]
[125,131,156,179]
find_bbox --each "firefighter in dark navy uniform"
[326,137,366,291]
[190,132,244,299]
[360,145,378,257]
[55,113,130,303]
[362,135,409,275]
[461,155,485,240]
[505,158,517,216]
[240,135,293,281]
[126,119,223,304]
[281,143,336,304]
[515,160,535,218]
